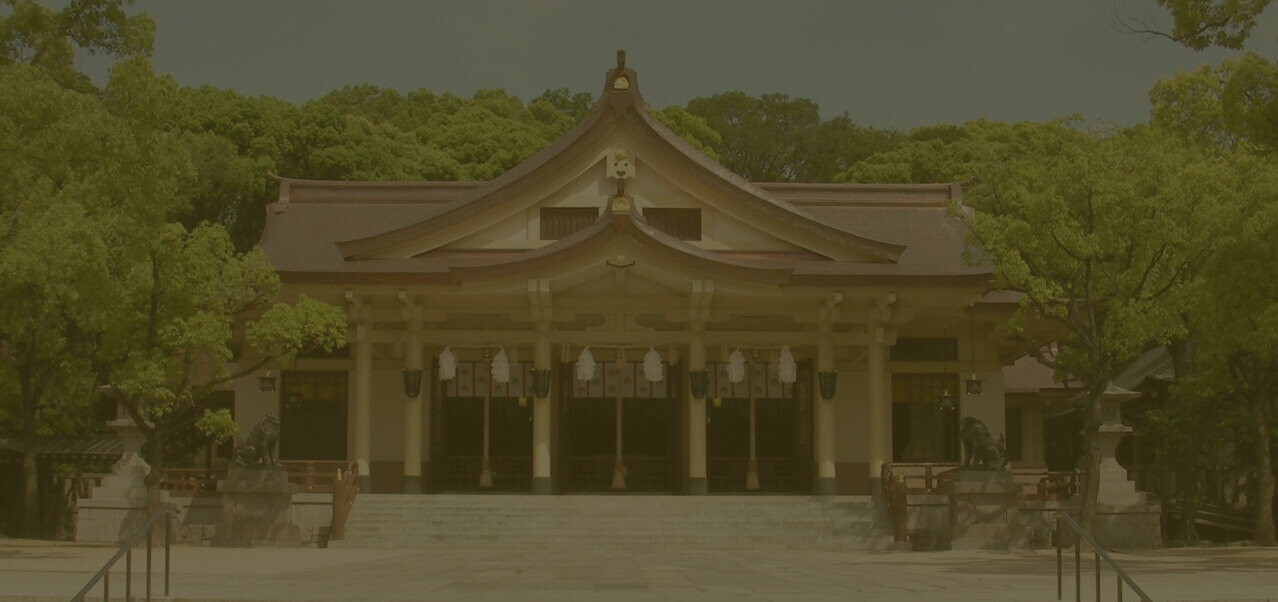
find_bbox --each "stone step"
[338,493,891,550]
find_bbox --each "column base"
[402,476,421,494]
[686,477,707,495]
[531,477,552,495]
[816,477,837,496]
[357,475,372,493]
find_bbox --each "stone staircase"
[336,494,893,550]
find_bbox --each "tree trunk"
[20,373,40,539]
[1078,394,1104,536]
[21,435,39,539]
[1249,397,1275,546]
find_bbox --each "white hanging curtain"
[438,346,457,380]
[491,347,511,383]
[642,347,663,382]
[576,346,597,381]
[778,345,797,384]
[727,348,746,384]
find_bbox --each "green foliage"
[1153,0,1272,50]
[0,0,154,92]
[652,105,722,161]
[1151,53,1278,152]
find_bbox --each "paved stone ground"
[1,538,1276,602]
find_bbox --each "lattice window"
[540,207,599,240]
[643,208,701,240]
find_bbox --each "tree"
[0,0,154,92]
[0,49,179,536]
[962,122,1239,534]
[685,91,898,182]
[1174,151,1278,544]
[91,223,346,503]
[1150,53,1278,152]
[1117,0,1272,50]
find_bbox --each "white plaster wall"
[834,370,870,464]
[233,369,278,434]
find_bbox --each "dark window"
[890,337,958,362]
[643,208,701,240]
[891,373,961,462]
[279,371,348,461]
[540,207,599,240]
[1005,408,1023,462]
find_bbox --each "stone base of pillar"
[686,477,707,495]
[357,475,372,493]
[816,477,837,496]
[402,476,421,494]
[531,477,552,495]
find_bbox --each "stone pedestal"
[213,468,300,547]
[76,418,152,543]
[945,469,1023,549]
[1092,400,1161,548]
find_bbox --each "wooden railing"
[160,460,358,495]
[884,462,1077,500]
[329,462,359,541]
[881,464,909,543]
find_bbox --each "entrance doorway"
[433,361,533,492]
[705,362,812,493]
[561,361,679,493]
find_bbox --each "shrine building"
[232,54,1044,496]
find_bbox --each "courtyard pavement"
[1,538,1275,602]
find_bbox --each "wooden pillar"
[687,325,707,495]
[402,328,422,494]
[353,326,372,493]
[816,325,837,495]
[867,325,890,495]
[532,322,552,494]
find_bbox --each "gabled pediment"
[447,205,794,288]
[332,56,905,266]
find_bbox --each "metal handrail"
[1055,511,1152,602]
[72,505,173,602]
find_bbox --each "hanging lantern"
[965,375,983,396]
[643,347,663,382]
[727,348,746,384]
[938,389,958,411]
[257,371,277,392]
[576,347,597,381]
[402,369,423,398]
[688,369,708,399]
[778,346,797,384]
[965,307,984,396]
[491,347,511,383]
[438,346,456,380]
[817,370,837,400]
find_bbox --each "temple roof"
[260,53,992,289]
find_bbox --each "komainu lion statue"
[959,415,1007,470]
[234,412,281,468]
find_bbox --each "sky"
[81,0,1278,131]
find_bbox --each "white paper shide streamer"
[491,347,510,383]
[778,345,797,384]
[642,347,663,382]
[576,347,597,381]
[727,348,746,384]
[438,346,456,380]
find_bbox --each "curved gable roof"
[333,55,904,263]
